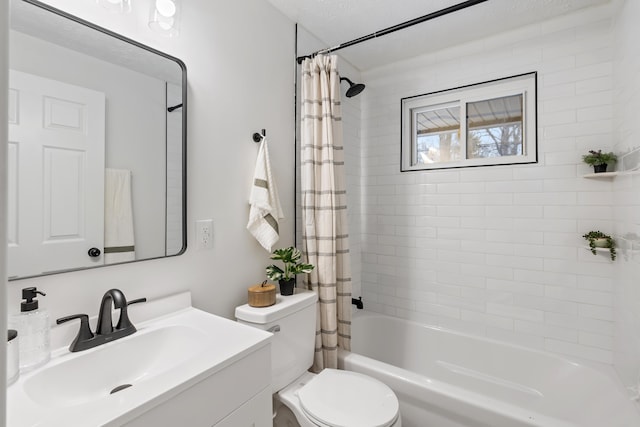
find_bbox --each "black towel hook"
[252,129,266,143]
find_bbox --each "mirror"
[7,0,187,280]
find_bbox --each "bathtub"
[338,311,640,427]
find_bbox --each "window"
[401,73,537,171]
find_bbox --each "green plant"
[266,247,314,281]
[581,150,617,166]
[582,230,616,261]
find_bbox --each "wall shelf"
[582,172,618,179]
[583,246,612,254]
[583,246,616,261]
[582,170,640,179]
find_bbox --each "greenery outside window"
[401,72,537,171]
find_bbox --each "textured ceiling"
[267,0,612,70]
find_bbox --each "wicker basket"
[248,282,276,307]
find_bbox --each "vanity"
[7,292,273,427]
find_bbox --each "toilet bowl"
[278,370,400,427]
[235,290,401,427]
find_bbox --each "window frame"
[401,72,537,172]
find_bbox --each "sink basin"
[23,325,208,408]
[7,293,272,427]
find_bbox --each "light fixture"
[149,0,181,37]
[96,0,131,14]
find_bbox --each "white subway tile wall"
[342,76,363,299]
[355,3,621,366]
[612,0,640,388]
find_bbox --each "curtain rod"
[296,0,489,64]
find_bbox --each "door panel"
[8,70,105,278]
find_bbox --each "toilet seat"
[297,369,399,427]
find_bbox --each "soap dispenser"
[10,287,51,371]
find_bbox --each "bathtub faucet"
[352,296,364,310]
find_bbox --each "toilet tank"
[235,290,317,392]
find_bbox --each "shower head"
[340,77,366,98]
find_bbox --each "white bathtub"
[338,311,640,427]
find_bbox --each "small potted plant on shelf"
[266,246,314,296]
[582,230,616,261]
[582,150,617,173]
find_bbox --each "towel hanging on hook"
[247,133,283,251]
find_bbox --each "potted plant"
[582,231,616,261]
[582,150,617,173]
[266,247,314,295]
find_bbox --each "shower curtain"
[300,55,352,372]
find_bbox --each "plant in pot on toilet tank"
[266,247,314,296]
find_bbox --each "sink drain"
[110,384,133,394]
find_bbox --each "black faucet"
[57,289,146,352]
[96,289,127,335]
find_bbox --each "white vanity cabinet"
[215,388,272,427]
[124,344,272,427]
[7,293,274,427]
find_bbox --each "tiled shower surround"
[338,1,640,387]
[612,0,640,389]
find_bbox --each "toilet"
[235,289,401,427]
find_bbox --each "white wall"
[1,0,9,423]
[612,0,640,388]
[6,0,295,329]
[10,31,167,260]
[359,3,618,365]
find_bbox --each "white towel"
[247,138,284,251]
[104,168,136,264]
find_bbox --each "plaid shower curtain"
[300,54,352,371]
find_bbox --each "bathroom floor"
[273,401,300,427]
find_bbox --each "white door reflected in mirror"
[8,70,105,278]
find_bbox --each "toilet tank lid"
[235,289,317,324]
